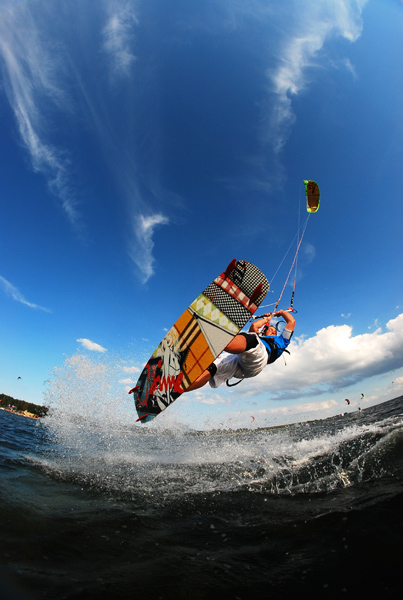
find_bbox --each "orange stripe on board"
[174,310,203,349]
[185,344,214,381]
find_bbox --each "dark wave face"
[1,397,403,599]
[35,395,403,503]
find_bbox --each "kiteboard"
[130,259,269,423]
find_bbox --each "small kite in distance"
[303,180,320,213]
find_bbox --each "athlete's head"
[262,324,277,337]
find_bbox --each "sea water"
[1,357,403,599]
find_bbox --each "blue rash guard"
[259,329,293,364]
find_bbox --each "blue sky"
[1,0,402,429]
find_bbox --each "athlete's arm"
[273,310,296,332]
[249,313,272,333]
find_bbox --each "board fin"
[223,258,237,279]
[136,413,150,422]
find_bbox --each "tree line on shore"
[0,393,48,418]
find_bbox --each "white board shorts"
[209,334,268,388]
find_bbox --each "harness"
[225,335,290,386]
[260,336,290,364]
[226,376,244,387]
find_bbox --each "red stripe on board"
[213,275,258,314]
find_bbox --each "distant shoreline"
[0,393,48,419]
[0,406,40,420]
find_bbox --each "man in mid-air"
[184,309,295,391]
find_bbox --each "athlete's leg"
[183,363,217,393]
[184,334,257,393]
[224,332,258,354]
[224,334,248,354]
[185,370,211,392]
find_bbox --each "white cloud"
[77,338,107,352]
[129,213,169,283]
[343,57,357,78]
[120,366,141,388]
[102,3,138,78]
[267,0,369,153]
[238,313,403,400]
[390,376,403,396]
[120,377,136,386]
[237,399,339,422]
[122,365,141,374]
[185,390,231,406]
[0,275,51,312]
[303,242,316,263]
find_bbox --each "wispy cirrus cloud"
[0,1,166,283]
[0,275,51,313]
[0,1,80,227]
[129,213,169,283]
[102,3,138,79]
[267,0,369,153]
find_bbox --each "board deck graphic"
[130,259,269,423]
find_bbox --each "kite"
[304,180,320,213]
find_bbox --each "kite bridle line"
[270,180,309,313]
[289,186,303,312]
[273,213,310,312]
[251,213,310,322]
[252,179,319,322]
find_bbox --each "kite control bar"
[251,307,297,320]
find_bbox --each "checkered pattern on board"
[190,294,239,333]
[202,283,253,329]
[213,275,258,312]
[229,260,269,304]
[203,261,269,328]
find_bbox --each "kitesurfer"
[185,309,295,391]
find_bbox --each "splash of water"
[39,354,398,502]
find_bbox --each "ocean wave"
[29,398,403,505]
